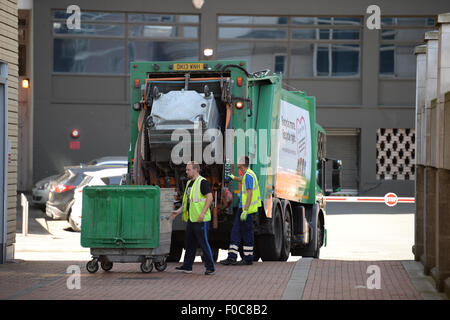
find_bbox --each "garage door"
[325,129,360,194]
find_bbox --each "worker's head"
[237,156,250,172]
[186,161,200,179]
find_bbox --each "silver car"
[31,174,60,209]
[31,156,127,210]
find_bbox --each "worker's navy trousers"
[182,220,215,272]
[227,208,254,263]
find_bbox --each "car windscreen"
[66,173,87,187]
[101,176,123,185]
[54,171,72,184]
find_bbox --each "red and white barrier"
[324,193,415,207]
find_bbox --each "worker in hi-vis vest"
[169,161,216,275]
[220,156,262,265]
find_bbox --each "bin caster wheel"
[141,260,153,273]
[101,260,113,271]
[154,261,167,272]
[87,259,99,273]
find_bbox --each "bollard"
[21,193,29,237]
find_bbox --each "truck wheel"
[315,218,324,258]
[293,209,323,259]
[259,204,283,261]
[279,206,292,261]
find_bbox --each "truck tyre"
[279,205,292,261]
[259,204,283,261]
[293,206,323,259]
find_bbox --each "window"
[379,17,435,78]
[53,38,125,73]
[218,42,288,75]
[376,128,415,180]
[52,11,199,74]
[218,15,361,78]
[274,55,286,74]
[127,14,199,66]
[108,176,123,185]
[128,41,199,63]
[290,17,361,77]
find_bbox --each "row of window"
[52,11,435,77]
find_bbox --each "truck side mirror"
[332,160,342,193]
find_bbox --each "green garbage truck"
[126,60,342,261]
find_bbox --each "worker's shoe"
[219,258,237,265]
[236,260,253,266]
[205,269,216,275]
[175,266,192,273]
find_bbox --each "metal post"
[21,193,29,237]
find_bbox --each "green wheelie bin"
[81,185,174,273]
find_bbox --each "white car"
[69,167,127,232]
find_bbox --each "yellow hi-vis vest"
[182,175,211,223]
[241,168,262,214]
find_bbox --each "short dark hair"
[187,161,200,171]
[238,156,249,168]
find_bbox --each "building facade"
[29,0,450,197]
[0,0,18,262]
[414,14,450,296]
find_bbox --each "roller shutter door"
[325,129,360,194]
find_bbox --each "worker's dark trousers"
[182,220,215,271]
[227,208,254,263]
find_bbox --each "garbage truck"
[127,60,342,261]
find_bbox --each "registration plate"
[173,63,204,71]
